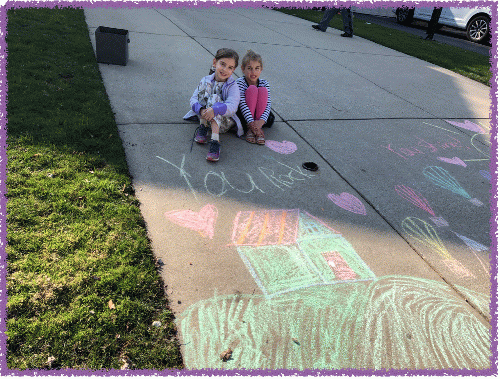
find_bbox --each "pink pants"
[245,85,268,120]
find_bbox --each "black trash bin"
[95,26,130,66]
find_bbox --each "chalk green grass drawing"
[179,276,490,370]
[178,209,490,370]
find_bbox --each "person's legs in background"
[341,7,353,37]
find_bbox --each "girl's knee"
[257,87,268,96]
[246,85,258,95]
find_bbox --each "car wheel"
[466,15,490,43]
[396,7,414,25]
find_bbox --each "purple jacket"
[184,73,243,137]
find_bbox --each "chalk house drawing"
[177,210,490,370]
[231,209,375,298]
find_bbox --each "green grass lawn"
[6,7,183,370]
[275,8,492,86]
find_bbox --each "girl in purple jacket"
[184,48,242,162]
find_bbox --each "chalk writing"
[423,166,471,199]
[165,204,218,239]
[401,217,473,278]
[156,154,315,199]
[382,136,467,161]
[157,154,198,200]
[479,170,491,182]
[178,276,490,369]
[437,156,467,167]
[327,192,367,215]
[445,119,486,134]
[232,209,375,298]
[394,185,435,216]
[265,140,297,155]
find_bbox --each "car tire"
[466,15,490,43]
[396,7,414,25]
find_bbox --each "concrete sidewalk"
[84,6,493,371]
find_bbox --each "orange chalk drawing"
[232,209,300,246]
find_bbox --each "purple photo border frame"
[0,0,497,376]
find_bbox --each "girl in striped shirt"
[236,50,274,145]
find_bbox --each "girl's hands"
[200,107,215,121]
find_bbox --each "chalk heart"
[265,140,297,155]
[437,156,467,167]
[328,192,367,215]
[165,204,218,239]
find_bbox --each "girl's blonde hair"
[241,50,263,69]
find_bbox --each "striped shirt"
[236,77,272,123]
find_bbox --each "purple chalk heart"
[265,140,297,154]
[328,192,367,215]
[445,120,485,134]
[437,157,467,167]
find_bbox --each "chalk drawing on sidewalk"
[479,170,491,182]
[178,276,490,370]
[232,209,375,299]
[429,216,449,227]
[469,198,484,207]
[437,156,467,167]
[395,185,435,216]
[453,232,489,252]
[165,204,218,239]
[465,133,491,163]
[327,192,367,215]
[401,217,474,278]
[265,140,297,155]
[445,119,487,134]
[423,166,471,199]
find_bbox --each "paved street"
[352,12,491,56]
[84,6,493,371]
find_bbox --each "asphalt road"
[353,12,491,56]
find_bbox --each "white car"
[394,6,491,43]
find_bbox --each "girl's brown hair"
[241,50,263,69]
[215,48,239,67]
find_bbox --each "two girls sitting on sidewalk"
[184,48,274,162]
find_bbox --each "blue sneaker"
[206,140,221,162]
[194,125,209,144]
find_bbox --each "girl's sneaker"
[194,125,209,144]
[207,140,221,161]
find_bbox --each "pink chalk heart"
[165,204,218,239]
[328,192,366,215]
[437,156,467,167]
[265,140,297,154]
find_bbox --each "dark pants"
[426,7,442,40]
[317,7,353,35]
